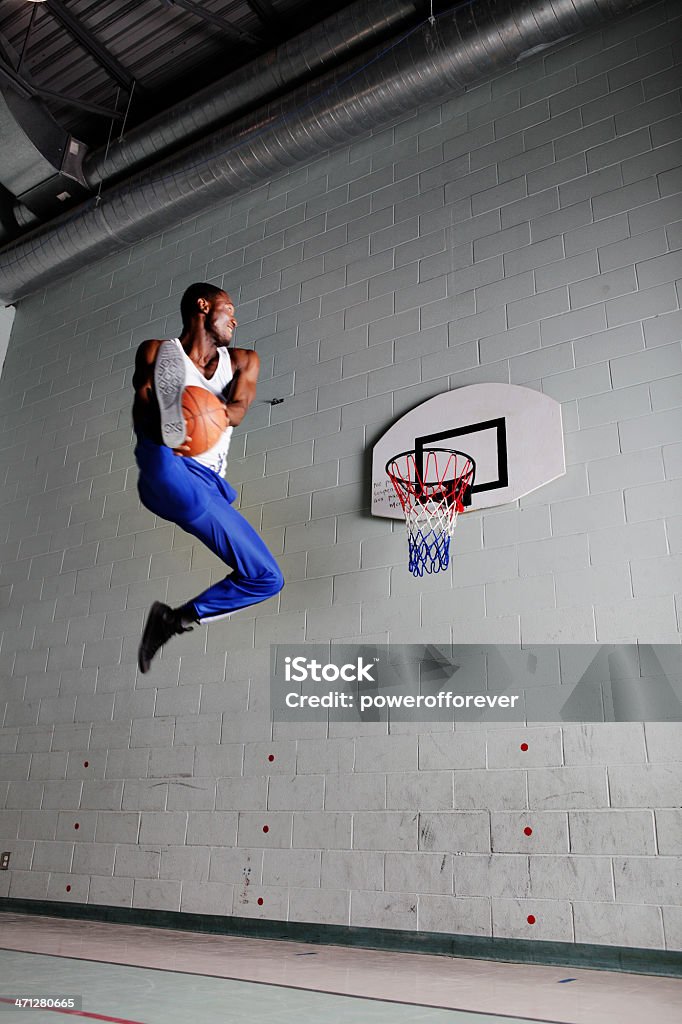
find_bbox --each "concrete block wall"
[1,1,681,949]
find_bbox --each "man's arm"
[132,339,163,439]
[226,348,260,427]
[132,339,162,402]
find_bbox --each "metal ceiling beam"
[0,28,26,77]
[0,55,32,102]
[0,52,123,120]
[243,0,281,30]
[34,86,124,120]
[44,0,137,93]
[166,0,262,46]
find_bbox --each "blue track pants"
[135,434,284,623]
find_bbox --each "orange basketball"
[181,386,227,456]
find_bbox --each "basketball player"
[133,283,284,673]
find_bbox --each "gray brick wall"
[0,3,681,948]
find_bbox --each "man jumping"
[132,282,284,673]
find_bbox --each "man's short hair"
[180,282,224,328]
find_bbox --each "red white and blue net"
[386,448,475,577]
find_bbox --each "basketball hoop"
[386,448,475,577]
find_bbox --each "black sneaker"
[138,601,192,673]
[154,340,187,448]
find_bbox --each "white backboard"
[371,383,565,519]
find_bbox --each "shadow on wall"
[0,304,15,379]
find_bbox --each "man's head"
[180,283,237,345]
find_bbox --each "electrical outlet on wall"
[0,852,10,870]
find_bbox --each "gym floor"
[1,914,680,1023]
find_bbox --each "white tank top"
[170,338,234,477]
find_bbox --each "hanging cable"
[96,88,121,207]
[118,80,136,144]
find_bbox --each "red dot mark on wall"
[66,885,71,892]
[524,827,533,836]
[520,743,529,751]
[268,755,275,762]
[527,915,536,925]
[257,897,264,906]
[74,823,80,830]
[262,825,269,833]
[83,761,89,768]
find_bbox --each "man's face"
[205,292,238,346]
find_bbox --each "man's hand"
[172,435,193,457]
[171,399,231,456]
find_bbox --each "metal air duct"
[0,0,420,246]
[0,74,88,226]
[84,0,420,188]
[0,0,650,302]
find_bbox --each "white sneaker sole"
[154,341,186,447]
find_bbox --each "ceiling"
[0,0,657,301]
[0,0,363,145]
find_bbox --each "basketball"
[180,386,228,456]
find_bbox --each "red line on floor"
[0,999,145,1024]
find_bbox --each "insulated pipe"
[0,0,649,302]
[84,0,419,188]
